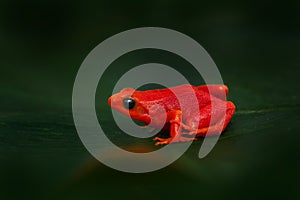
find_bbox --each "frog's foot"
[169,120,193,131]
[184,125,222,137]
[153,136,197,146]
[185,127,208,136]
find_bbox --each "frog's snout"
[108,97,112,106]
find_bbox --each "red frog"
[108,84,235,145]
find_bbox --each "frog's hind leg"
[184,122,223,137]
[185,101,235,137]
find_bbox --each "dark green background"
[1,0,300,199]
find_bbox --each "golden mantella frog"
[108,84,235,145]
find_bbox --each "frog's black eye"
[123,97,135,109]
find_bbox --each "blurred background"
[0,0,300,199]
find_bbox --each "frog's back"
[132,84,212,111]
[132,84,194,99]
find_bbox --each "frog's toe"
[154,136,197,145]
[153,137,166,141]
[154,138,172,146]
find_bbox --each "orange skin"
[108,84,235,145]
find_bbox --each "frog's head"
[108,88,151,124]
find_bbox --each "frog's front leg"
[153,110,197,146]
